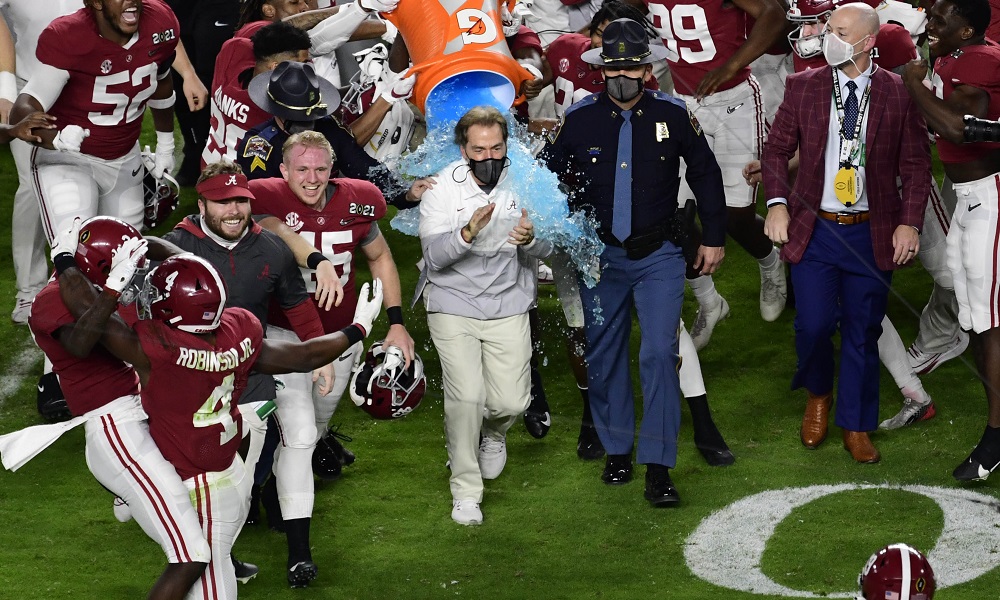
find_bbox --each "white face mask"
[795,36,823,58]
[822,32,869,68]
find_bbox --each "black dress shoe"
[644,464,680,507]
[696,444,735,467]
[601,454,633,485]
[577,424,606,460]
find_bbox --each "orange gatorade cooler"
[383,0,533,126]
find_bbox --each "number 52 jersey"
[34,0,179,160]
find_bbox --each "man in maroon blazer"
[761,3,931,463]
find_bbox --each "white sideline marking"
[0,341,42,409]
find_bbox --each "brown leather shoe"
[800,392,832,448]
[843,430,881,463]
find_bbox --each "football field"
[0,135,997,599]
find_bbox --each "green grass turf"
[0,132,996,599]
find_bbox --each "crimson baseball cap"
[195,172,256,201]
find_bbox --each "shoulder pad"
[564,93,600,117]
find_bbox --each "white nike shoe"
[907,331,970,375]
[113,496,133,523]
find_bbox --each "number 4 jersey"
[135,308,263,481]
[248,177,387,332]
[34,0,179,160]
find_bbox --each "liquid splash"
[389,112,604,288]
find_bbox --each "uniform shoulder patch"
[688,109,703,136]
[649,90,689,111]
[242,136,273,172]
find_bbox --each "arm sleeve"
[418,187,473,270]
[897,94,932,229]
[761,77,800,207]
[283,300,326,341]
[20,63,70,111]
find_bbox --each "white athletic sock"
[687,275,722,309]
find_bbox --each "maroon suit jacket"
[761,65,931,271]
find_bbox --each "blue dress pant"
[790,220,892,432]
[578,243,685,467]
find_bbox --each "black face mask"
[285,120,315,134]
[606,74,643,103]
[468,156,508,187]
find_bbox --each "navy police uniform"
[540,89,726,469]
[235,116,418,209]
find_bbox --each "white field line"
[0,340,42,409]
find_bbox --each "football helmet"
[787,0,835,58]
[141,150,181,230]
[349,341,426,420]
[138,254,228,334]
[75,216,145,299]
[858,543,935,600]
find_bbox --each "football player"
[8,0,179,240]
[902,0,1000,481]
[57,247,384,600]
[247,130,415,585]
[628,0,789,349]
[0,217,211,600]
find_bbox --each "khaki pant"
[428,312,532,502]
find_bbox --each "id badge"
[834,167,860,207]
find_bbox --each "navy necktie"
[612,110,633,244]
[843,80,858,140]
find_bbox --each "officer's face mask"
[468,156,509,187]
[606,74,644,103]
[822,32,869,68]
[285,120,315,134]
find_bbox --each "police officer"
[540,18,727,506]
[236,61,432,207]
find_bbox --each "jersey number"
[647,4,718,65]
[88,63,159,126]
[301,230,354,293]
[204,100,249,163]
[193,373,239,446]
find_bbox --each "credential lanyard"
[832,68,873,167]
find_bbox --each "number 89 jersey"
[135,308,262,481]
[35,0,179,160]
[248,177,387,333]
[644,0,750,96]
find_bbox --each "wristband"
[53,253,77,276]
[146,92,176,110]
[307,251,330,270]
[386,305,404,326]
[0,71,16,103]
[340,323,366,346]
[155,129,175,149]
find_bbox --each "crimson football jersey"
[248,177,387,332]
[28,282,140,416]
[545,33,659,117]
[35,0,179,160]
[792,23,917,72]
[201,36,270,166]
[645,0,751,96]
[135,308,262,480]
[931,42,1000,163]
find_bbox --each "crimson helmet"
[349,341,426,420]
[75,216,144,289]
[138,254,227,334]
[859,543,936,600]
[140,149,180,230]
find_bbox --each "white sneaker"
[907,330,970,375]
[11,295,32,325]
[759,262,787,322]
[478,435,507,480]
[113,496,133,523]
[451,499,483,526]
[537,262,554,285]
[690,297,730,351]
